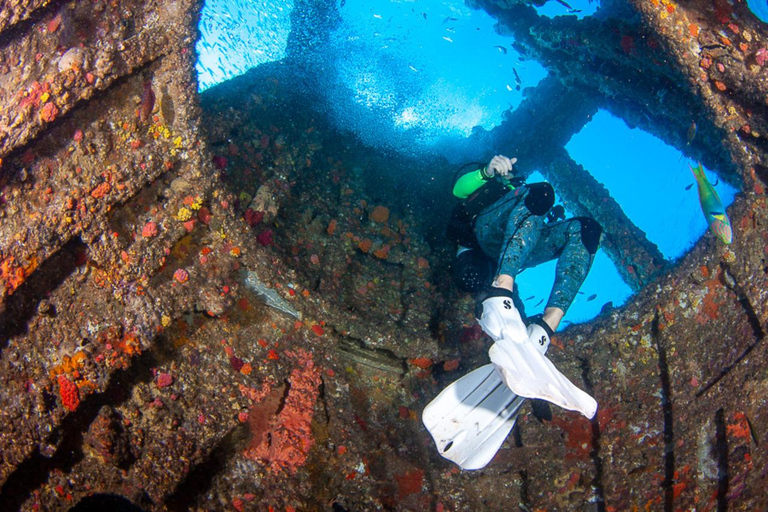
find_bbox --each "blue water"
[567,111,738,261]
[535,0,599,19]
[196,0,294,91]
[196,0,738,326]
[325,0,547,154]
[748,0,768,22]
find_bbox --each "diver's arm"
[452,155,519,198]
[452,169,489,198]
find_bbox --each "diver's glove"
[483,155,518,179]
[475,287,528,343]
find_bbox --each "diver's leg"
[474,182,555,292]
[542,307,565,333]
[474,183,555,343]
[548,217,602,317]
[523,217,603,331]
[483,213,601,420]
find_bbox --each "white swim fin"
[423,310,597,470]
[422,364,526,470]
[488,333,597,419]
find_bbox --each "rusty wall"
[0,0,222,505]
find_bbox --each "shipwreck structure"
[0,0,767,510]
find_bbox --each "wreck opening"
[196,0,294,91]
[193,0,735,325]
[567,109,738,260]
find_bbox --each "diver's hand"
[484,155,517,179]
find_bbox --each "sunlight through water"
[327,0,547,149]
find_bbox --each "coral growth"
[244,208,264,227]
[243,349,321,474]
[173,268,189,284]
[0,255,27,297]
[257,229,274,246]
[357,238,372,253]
[395,469,424,500]
[156,373,174,388]
[370,205,390,223]
[57,375,80,412]
[551,414,593,460]
[142,221,159,238]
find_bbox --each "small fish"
[685,183,694,191]
[494,45,508,54]
[524,295,535,301]
[245,271,302,319]
[691,162,732,244]
[513,68,522,90]
[422,12,427,20]
[443,16,458,23]
[340,0,346,7]
[506,84,513,91]
[139,81,155,123]
[373,13,382,19]
[534,299,544,307]
[409,65,419,72]
[577,291,585,295]
[443,36,453,43]
[686,121,697,145]
[586,293,597,302]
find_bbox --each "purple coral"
[256,229,273,246]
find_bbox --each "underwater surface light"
[327,0,547,146]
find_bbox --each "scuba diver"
[449,154,602,341]
[422,154,604,470]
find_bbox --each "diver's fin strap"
[527,314,554,338]
[474,286,515,313]
[476,291,528,343]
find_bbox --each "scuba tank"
[447,164,523,292]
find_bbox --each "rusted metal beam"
[0,0,193,157]
[540,148,667,291]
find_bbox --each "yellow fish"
[690,163,732,244]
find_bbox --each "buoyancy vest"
[446,177,518,248]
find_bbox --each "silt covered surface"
[0,0,767,511]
